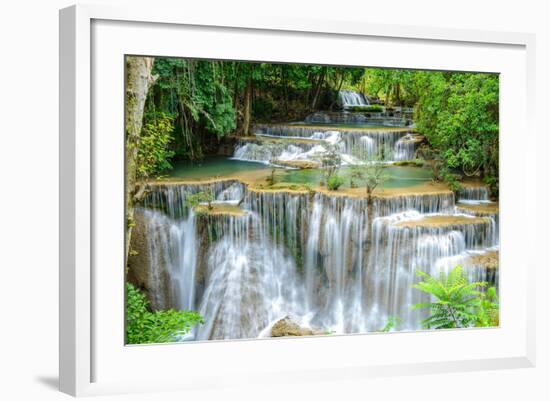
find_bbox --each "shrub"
[126,283,203,344]
[327,175,344,191]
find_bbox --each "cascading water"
[339,90,369,109]
[135,179,499,340]
[195,212,307,340]
[394,134,417,161]
[458,186,490,202]
[235,125,418,165]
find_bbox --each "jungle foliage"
[137,58,499,194]
[126,283,204,344]
[144,59,365,163]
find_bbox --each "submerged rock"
[271,317,314,337]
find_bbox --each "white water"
[233,126,416,165]
[138,182,499,340]
[458,186,490,202]
[339,90,369,109]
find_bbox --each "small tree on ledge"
[185,191,214,211]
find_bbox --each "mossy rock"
[271,317,314,337]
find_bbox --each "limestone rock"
[271,316,314,337]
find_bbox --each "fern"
[412,266,495,329]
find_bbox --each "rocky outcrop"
[126,209,175,311]
[271,316,314,337]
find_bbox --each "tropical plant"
[412,266,494,329]
[126,283,203,344]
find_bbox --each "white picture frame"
[59,4,536,397]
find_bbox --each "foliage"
[412,266,498,329]
[136,112,176,179]
[149,59,236,160]
[126,283,203,344]
[379,316,401,332]
[348,105,384,113]
[185,191,214,210]
[393,159,424,167]
[327,175,345,191]
[363,68,419,107]
[474,286,499,327]
[145,58,369,161]
[414,72,499,195]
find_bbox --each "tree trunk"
[366,190,374,247]
[328,72,345,110]
[242,75,252,136]
[394,83,401,106]
[281,66,289,116]
[311,67,326,111]
[125,56,156,265]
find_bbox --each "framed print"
[59,4,536,396]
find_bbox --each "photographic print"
[124,56,499,344]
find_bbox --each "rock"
[467,251,499,270]
[126,209,175,311]
[272,159,320,169]
[271,316,314,337]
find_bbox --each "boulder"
[271,316,314,337]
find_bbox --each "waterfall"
[243,125,416,164]
[366,210,497,329]
[373,192,456,217]
[138,208,198,311]
[339,90,369,108]
[195,213,306,340]
[301,194,369,333]
[305,111,369,124]
[394,134,417,161]
[458,186,490,202]
[135,180,499,340]
[144,180,245,218]
[232,141,321,165]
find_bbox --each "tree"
[414,72,499,195]
[412,266,498,329]
[350,146,388,202]
[125,56,156,263]
[185,191,215,211]
[315,143,342,187]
